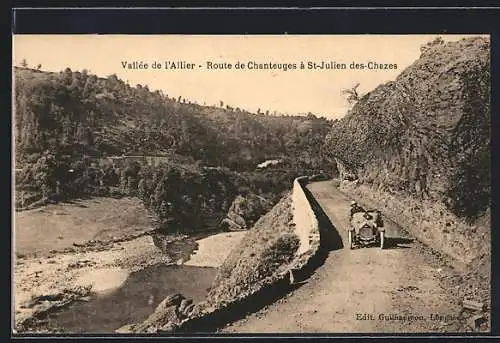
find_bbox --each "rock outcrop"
[17,286,92,331]
[324,36,490,221]
[122,293,195,334]
[334,158,357,181]
[219,194,271,231]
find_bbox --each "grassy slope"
[196,194,298,310]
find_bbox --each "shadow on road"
[302,187,344,252]
[383,237,415,250]
[177,183,353,333]
[176,186,346,334]
[391,237,415,245]
[288,187,344,286]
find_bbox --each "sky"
[12,34,484,119]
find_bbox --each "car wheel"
[348,230,353,249]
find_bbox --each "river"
[42,264,217,333]
[34,230,247,333]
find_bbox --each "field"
[14,197,154,258]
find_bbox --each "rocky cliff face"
[324,37,490,221]
[219,194,272,231]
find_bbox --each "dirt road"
[224,181,466,333]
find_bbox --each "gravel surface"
[223,181,489,333]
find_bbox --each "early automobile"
[347,209,385,249]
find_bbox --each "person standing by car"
[373,210,384,229]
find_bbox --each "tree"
[341,82,361,107]
[120,169,128,194]
[137,178,147,201]
[20,59,28,68]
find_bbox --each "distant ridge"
[13,66,333,172]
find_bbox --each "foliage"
[341,82,361,107]
[205,196,297,306]
[14,66,335,230]
[14,67,333,171]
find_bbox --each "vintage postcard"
[12,34,491,334]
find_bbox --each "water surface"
[44,264,216,333]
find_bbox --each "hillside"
[13,67,333,172]
[323,37,490,222]
[13,66,336,234]
[198,195,297,311]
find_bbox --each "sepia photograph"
[12,34,491,334]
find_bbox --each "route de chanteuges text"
[121,60,398,71]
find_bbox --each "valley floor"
[14,197,154,258]
[12,196,246,333]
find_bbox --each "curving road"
[223,181,463,333]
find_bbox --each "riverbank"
[184,232,248,268]
[14,234,167,332]
[13,196,249,334]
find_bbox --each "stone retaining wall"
[169,177,324,333]
[286,176,321,270]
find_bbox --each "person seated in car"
[349,200,365,220]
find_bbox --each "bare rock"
[220,218,245,231]
[220,193,271,231]
[335,158,358,181]
[178,299,193,314]
[182,303,195,316]
[115,323,136,333]
[133,293,185,333]
[463,299,485,312]
[159,322,178,332]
